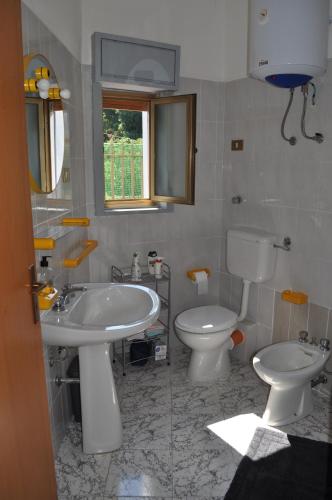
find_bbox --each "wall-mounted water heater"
[248,0,330,145]
[249,0,329,88]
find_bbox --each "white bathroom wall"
[220,63,332,381]
[22,0,82,61]
[80,0,228,81]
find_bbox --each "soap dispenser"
[38,255,53,285]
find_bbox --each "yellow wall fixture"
[24,78,38,92]
[64,240,98,268]
[34,238,56,250]
[281,290,308,305]
[61,217,90,227]
[38,286,58,310]
[48,87,61,99]
[35,66,50,80]
[187,268,211,281]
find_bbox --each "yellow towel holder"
[34,238,56,250]
[61,217,90,227]
[64,240,97,268]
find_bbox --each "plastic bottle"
[38,255,53,285]
[148,250,157,275]
[131,252,142,281]
[154,257,163,279]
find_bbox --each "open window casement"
[99,89,196,211]
[150,94,196,205]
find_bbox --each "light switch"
[231,139,244,151]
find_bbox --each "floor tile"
[120,383,172,415]
[104,497,172,500]
[172,410,225,450]
[56,424,110,498]
[122,411,172,450]
[173,445,241,498]
[104,449,173,497]
[56,358,332,500]
[119,359,171,386]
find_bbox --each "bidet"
[253,340,330,426]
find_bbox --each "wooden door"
[0,1,57,499]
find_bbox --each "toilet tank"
[227,227,276,283]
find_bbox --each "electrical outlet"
[231,139,244,151]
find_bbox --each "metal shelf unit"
[111,263,171,375]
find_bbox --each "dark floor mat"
[225,427,332,500]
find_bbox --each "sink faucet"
[53,284,87,312]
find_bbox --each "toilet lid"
[175,305,237,334]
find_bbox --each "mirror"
[24,54,65,194]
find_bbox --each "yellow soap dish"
[38,286,58,310]
[281,290,308,305]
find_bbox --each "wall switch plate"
[231,139,244,151]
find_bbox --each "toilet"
[253,340,330,426]
[175,227,277,382]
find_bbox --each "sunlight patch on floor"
[207,413,286,456]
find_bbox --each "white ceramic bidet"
[253,340,330,426]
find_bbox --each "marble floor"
[56,347,332,500]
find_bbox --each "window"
[98,90,196,212]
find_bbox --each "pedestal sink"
[41,283,160,454]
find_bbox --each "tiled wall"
[220,63,332,387]
[82,70,226,347]
[22,5,89,454]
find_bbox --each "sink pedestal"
[79,343,122,454]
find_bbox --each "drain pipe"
[237,279,251,322]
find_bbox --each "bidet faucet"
[319,338,330,352]
[298,331,309,343]
[53,284,87,312]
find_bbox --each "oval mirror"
[24,54,66,194]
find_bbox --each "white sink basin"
[41,283,160,454]
[42,283,160,346]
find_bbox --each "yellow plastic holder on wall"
[64,240,97,268]
[34,238,56,250]
[281,290,308,305]
[187,268,211,281]
[61,217,90,227]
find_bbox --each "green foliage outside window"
[103,109,144,200]
[104,138,144,200]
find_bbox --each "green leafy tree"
[103,109,142,140]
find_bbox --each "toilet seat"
[175,305,237,334]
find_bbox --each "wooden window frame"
[150,94,196,205]
[101,90,196,211]
[26,97,51,193]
